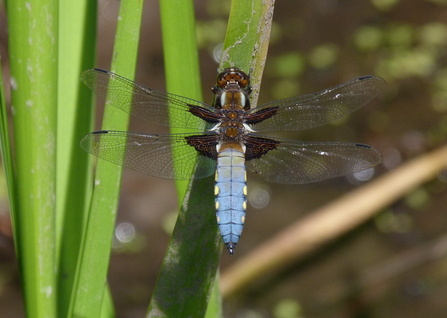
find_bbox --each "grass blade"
[56,1,97,316]
[69,1,143,317]
[6,1,58,316]
[148,1,275,317]
[221,0,275,105]
[0,59,17,245]
[147,0,223,316]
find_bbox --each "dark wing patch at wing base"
[244,135,280,160]
[185,134,219,160]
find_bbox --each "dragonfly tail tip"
[226,242,237,255]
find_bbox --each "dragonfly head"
[217,67,250,90]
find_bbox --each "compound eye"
[216,69,232,87]
[217,76,228,88]
[237,76,249,88]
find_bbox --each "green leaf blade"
[7,0,59,317]
[147,0,223,317]
[69,1,144,317]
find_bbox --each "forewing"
[245,134,382,184]
[80,130,217,180]
[81,69,218,130]
[247,76,385,132]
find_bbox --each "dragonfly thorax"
[212,69,253,142]
[217,96,250,140]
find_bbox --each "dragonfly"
[80,67,385,255]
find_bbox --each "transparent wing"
[248,75,385,132]
[245,134,382,184]
[81,69,218,130]
[80,130,217,180]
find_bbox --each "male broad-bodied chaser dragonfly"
[80,67,385,255]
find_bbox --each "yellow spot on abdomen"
[243,185,247,196]
[241,215,245,223]
[242,201,247,210]
[214,185,219,195]
[215,201,220,210]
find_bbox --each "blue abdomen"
[215,146,247,255]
